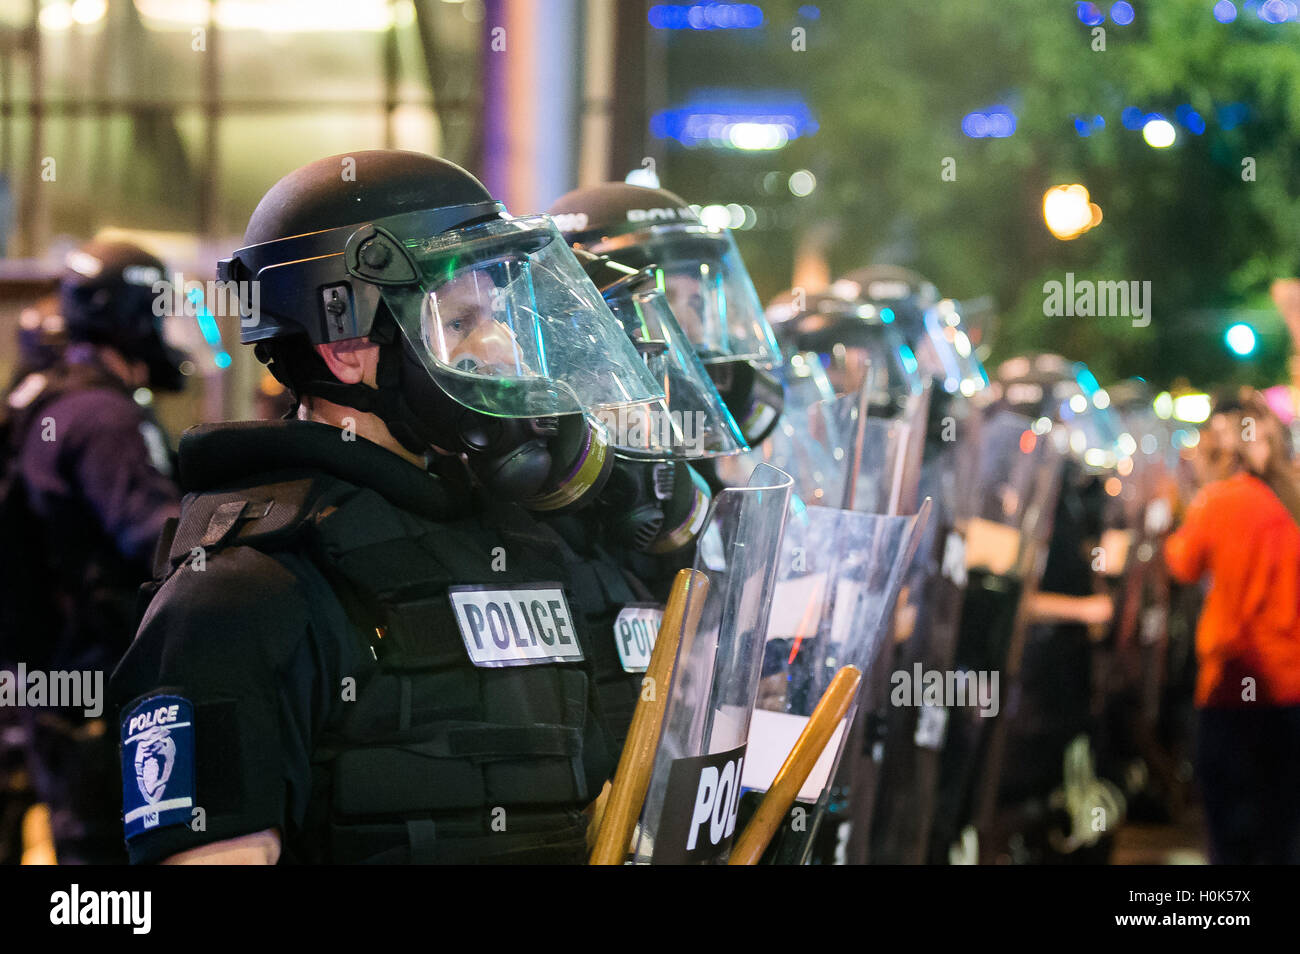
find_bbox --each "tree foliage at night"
[659,0,1300,389]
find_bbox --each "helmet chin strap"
[290,342,434,458]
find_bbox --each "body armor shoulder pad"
[167,473,342,569]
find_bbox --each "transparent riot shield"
[928,406,1064,863]
[714,352,849,508]
[734,499,931,864]
[631,462,793,864]
[835,380,929,516]
[868,394,984,863]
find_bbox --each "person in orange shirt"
[1164,389,1300,863]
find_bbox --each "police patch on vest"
[449,584,584,667]
[121,695,195,841]
[651,744,746,864]
[614,604,664,673]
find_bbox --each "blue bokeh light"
[651,92,817,147]
[648,3,765,30]
[1258,0,1293,21]
[1218,102,1250,130]
[962,105,1017,138]
[1213,0,1237,21]
[1225,323,1257,357]
[1175,104,1207,134]
[1076,2,1105,25]
[1110,1,1135,24]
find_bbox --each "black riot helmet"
[222,150,663,505]
[59,238,189,391]
[548,182,784,446]
[832,265,988,400]
[993,353,1124,475]
[766,286,923,417]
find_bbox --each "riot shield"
[835,380,929,516]
[736,500,931,864]
[868,391,984,863]
[928,406,1064,863]
[1096,388,1187,820]
[714,351,850,508]
[630,462,793,864]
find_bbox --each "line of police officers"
[0,148,1178,865]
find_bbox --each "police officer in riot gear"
[541,250,749,752]
[108,150,668,864]
[979,353,1120,862]
[548,183,785,457]
[2,239,185,865]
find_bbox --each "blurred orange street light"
[1043,183,1103,240]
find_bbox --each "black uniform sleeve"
[59,388,180,564]
[109,544,350,864]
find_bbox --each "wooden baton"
[727,664,863,865]
[589,567,710,865]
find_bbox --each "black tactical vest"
[540,513,663,755]
[156,468,619,864]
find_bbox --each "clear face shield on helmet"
[1052,378,1124,474]
[915,300,988,398]
[596,269,748,461]
[714,352,846,506]
[809,320,924,416]
[375,215,666,421]
[586,223,782,369]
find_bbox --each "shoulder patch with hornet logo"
[121,695,195,840]
[449,583,583,667]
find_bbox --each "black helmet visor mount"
[223,206,665,422]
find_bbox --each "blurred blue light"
[1121,106,1145,129]
[797,5,820,18]
[648,3,764,30]
[1075,114,1105,136]
[962,105,1017,138]
[651,92,817,147]
[1111,1,1135,24]
[1226,322,1257,356]
[1076,2,1105,25]
[214,351,232,369]
[187,287,223,348]
[1213,0,1237,21]
[1176,104,1207,134]
[880,307,895,324]
[1218,101,1250,130]
[900,345,919,376]
[1259,0,1291,21]
[1076,365,1101,395]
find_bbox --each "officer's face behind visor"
[381,216,665,419]
[601,273,747,460]
[586,223,782,370]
